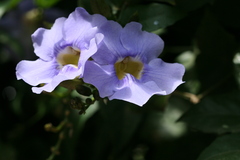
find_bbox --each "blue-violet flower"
[16,7,106,93]
[83,21,185,106]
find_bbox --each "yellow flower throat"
[57,46,80,67]
[114,56,143,80]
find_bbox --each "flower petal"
[92,21,127,64]
[120,22,164,61]
[83,61,120,97]
[32,17,66,61]
[63,7,106,45]
[142,58,185,94]
[32,65,81,94]
[83,62,168,106]
[16,59,59,86]
[77,33,104,76]
[109,75,166,106]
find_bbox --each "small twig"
[173,91,201,104]
[174,73,232,104]
[46,131,65,160]
[45,111,71,160]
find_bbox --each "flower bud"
[76,85,92,96]
[85,98,93,105]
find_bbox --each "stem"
[174,73,232,103]
[45,111,70,160]
[46,131,65,160]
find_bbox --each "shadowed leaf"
[179,91,240,134]
[118,3,186,32]
[197,133,240,160]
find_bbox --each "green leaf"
[78,0,92,13]
[35,0,61,8]
[90,0,112,18]
[197,133,240,160]
[195,11,238,92]
[75,100,144,160]
[107,0,144,8]
[0,142,16,160]
[145,0,176,5]
[99,101,144,159]
[179,91,240,134]
[118,3,186,32]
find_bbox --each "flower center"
[57,46,80,67]
[114,56,144,80]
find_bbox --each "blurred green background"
[1,0,240,160]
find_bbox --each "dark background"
[1,0,240,160]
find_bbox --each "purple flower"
[83,21,185,106]
[16,7,107,93]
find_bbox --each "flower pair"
[16,7,185,106]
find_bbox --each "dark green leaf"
[175,0,214,12]
[195,11,238,92]
[99,101,144,159]
[197,133,240,160]
[107,0,144,8]
[145,0,176,5]
[212,0,240,28]
[76,100,144,160]
[78,0,92,13]
[35,0,61,8]
[90,0,112,18]
[179,91,240,134]
[118,3,186,32]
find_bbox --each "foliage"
[1,0,240,160]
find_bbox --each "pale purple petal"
[83,61,120,97]
[78,33,104,76]
[32,17,66,61]
[83,20,184,106]
[120,22,164,61]
[32,65,81,94]
[109,75,166,106]
[84,61,168,106]
[16,59,58,86]
[16,7,112,95]
[92,21,127,64]
[142,58,185,94]
[63,7,107,45]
